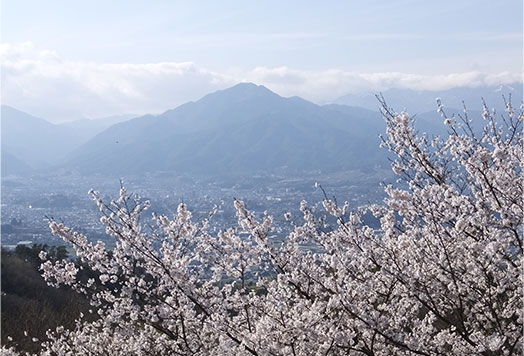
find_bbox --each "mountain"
[1,150,33,176]
[0,106,136,173]
[4,83,498,178]
[0,105,81,169]
[64,83,389,175]
[333,84,523,114]
[58,114,137,144]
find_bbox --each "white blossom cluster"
[2,100,522,355]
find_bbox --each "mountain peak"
[162,82,282,119]
[231,82,261,88]
[204,82,278,102]
[229,82,271,92]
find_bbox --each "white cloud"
[1,43,521,122]
[242,67,522,103]
[1,42,237,121]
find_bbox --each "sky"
[1,0,522,122]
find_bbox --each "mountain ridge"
[62,83,389,175]
[2,82,507,177]
[332,84,522,113]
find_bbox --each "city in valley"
[1,169,388,250]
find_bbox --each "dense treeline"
[1,245,93,353]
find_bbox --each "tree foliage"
[2,99,522,355]
[1,245,93,354]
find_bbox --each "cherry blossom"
[3,98,521,355]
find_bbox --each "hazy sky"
[1,0,522,122]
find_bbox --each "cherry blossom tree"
[3,98,522,355]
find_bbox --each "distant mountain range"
[1,150,33,176]
[59,114,137,144]
[333,84,522,114]
[0,106,136,176]
[1,82,520,177]
[62,83,389,175]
